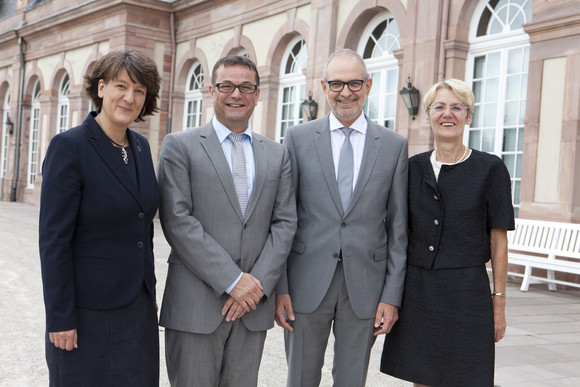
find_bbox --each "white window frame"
[57,74,70,134]
[27,81,41,187]
[276,37,307,143]
[183,62,204,131]
[465,0,532,217]
[357,12,400,130]
[1,91,11,179]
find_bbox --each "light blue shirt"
[213,117,255,201]
[213,117,255,294]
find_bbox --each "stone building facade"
[0,0,579,225]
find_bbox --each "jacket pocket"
[291,239,305,254]
[374,245,388,261]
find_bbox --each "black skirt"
[45,286,159,386]
[381,264,495,387]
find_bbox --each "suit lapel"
[199,124,245,221]
[346,119,381,216]
[128,130,148,199]
[314,121,344,215]
[87,116,142,205]
[246,135,265,219]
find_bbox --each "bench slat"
[507,218,580,292]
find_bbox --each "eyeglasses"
[429,103,468,113]
[214,82,258,94]
[325,79,365,92]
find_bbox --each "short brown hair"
[211,55,260,86]
[85,50,161,122]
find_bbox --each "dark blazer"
[407,149,515,270]
[39,113,159,332]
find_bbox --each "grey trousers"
[284,262,377,387]
[165,319,267,387]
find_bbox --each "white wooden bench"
[507,218,580,291]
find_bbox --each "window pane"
[386,69,397,92]
[517,127,524,151]
[385,94,395,117]
[506,75,521,100]
[503,128,516,151]
[471,107,482,128]
[514,180,521,206]
[504,102,519,126]
[485,78,499,101]
[469,130,481,149]
[482,129,496,152]
[502,154,515,175]
[474,57,485,78]
[483,103,497,127]
[473,80,483,103]
[508,49,523,74]
[516,154,522,178]
[487,53,501,76]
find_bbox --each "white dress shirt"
[212,116,255,293]
[329,112,367,191]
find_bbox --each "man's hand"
[49,329,78,351]
[275,294,295,332]
[229,273,263,312]
[373,302,398,336]
[221,296,248,322]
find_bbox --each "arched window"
[28,81,41,187]
[466,0,532,216]
[184,62,204,130]
[57,74,70,134]
[277,37,307,142]
[358,13,400,130]
[1,90,10,179]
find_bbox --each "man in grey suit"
[158,55,297,386]
[275,49,408,387]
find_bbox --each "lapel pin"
[137,146,141,152]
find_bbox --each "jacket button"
[428,245,435,252]
[138,212,145,219]
[434,219,439,225]
[341,223,347,228]
[137,241,144,248]
[333,253,339,258]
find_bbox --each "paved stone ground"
[2,201,580,386]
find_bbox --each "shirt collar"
[329,112,367,134]
[213,117,253,144]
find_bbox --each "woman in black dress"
[380,79,514,387]
[39,50,161,386]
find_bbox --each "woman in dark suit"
[380,79,514,386]
[39,50,161,386]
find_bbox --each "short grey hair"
[322,49,369,80]
[423,79,475,113]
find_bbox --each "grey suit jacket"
[158,122,297,334]
[277,115,408,319]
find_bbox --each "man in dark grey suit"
[275,49,408,387]
[158,55,297,386]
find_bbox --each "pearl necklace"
[435,145,468,164]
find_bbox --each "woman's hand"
[49,329,78,351]
[493,296,507,342]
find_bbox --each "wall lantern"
[399,77,420,120]
[302,91,318,121]
[5,114,14,135]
